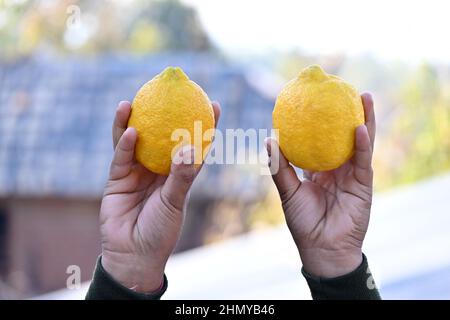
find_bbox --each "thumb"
[160,145,198,211]
[265,138,301,200]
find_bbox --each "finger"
[211,101,221,129]
[109,127,137,180]
[361,93,375,149]
[265,137,301,200]
[160,145,198,211]
[112,101,132,149]
[303,169,313,180]
[352,125,373,186]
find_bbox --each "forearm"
[302,253,381,300]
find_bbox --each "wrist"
[101,251,166,293]
[299,247,363,279]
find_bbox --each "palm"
[100,163,181,260]
[284,162,371,252]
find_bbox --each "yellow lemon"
[273,65,364,171]
[128,67,215,175]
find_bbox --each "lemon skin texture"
[128,67,215,175]
[273,65,365,171]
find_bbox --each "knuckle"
[177,166,196,184]
[160,190,183,213]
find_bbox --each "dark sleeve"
[301,253,381,300]
[85,256,168,300]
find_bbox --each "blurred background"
[0,0,449,299]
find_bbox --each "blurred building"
[0,53,275,298]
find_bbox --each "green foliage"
[0,0,212,59]
[128,21,162,53]
[377,64,450,188]
[131,0,211,51]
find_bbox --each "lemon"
[273,65,364,171]
[128,67,215,175]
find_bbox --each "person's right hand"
[99,100,220,293]
[266,93,376,278]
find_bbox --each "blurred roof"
[0,54,275,198]
[35,173,450,300]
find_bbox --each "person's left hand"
[266,93,376,278]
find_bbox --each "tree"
[0,0,213,60]
[375,63,450,188]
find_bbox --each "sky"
[182,0,450,64]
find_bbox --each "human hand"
[266,93,375,278]
[100,100,220,292]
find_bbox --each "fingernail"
[126,127,136,135]
[362,92,373,102]
[118,101,129,109]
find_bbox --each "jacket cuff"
[85,256,168,300]
[301,253,381,300]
